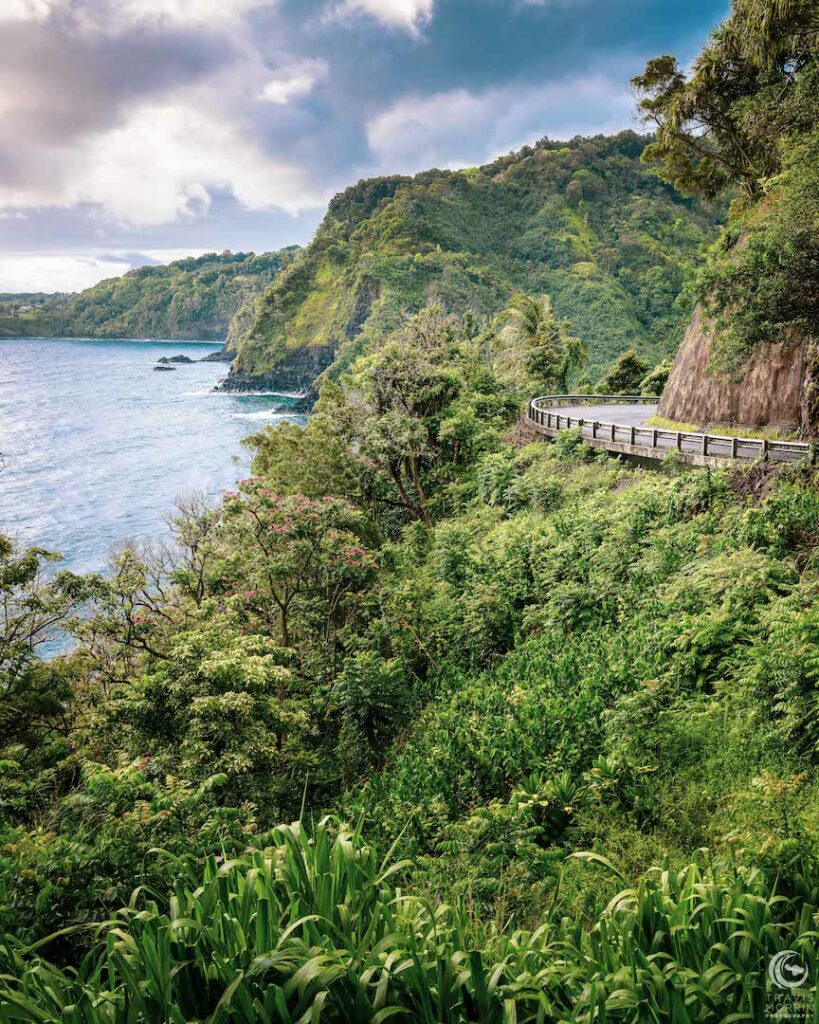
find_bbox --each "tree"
[218,484,376,662]
[633,0,819,389]
[597,349,650,394]
[116,625,306,815]
[0,536,92,819]
[354,306,514,526]
[0,538,91,752]
[632,0,819,199]
[494,293,586,396]
[639,359,673,396]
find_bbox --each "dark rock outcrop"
[344,278,379,340]
[219,342,336,396]
[153,364,176,372]
[659,305,810,433]
[157,355,194,364]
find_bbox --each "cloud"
[1,0,55,20]
[113,0,275,26]
[0,0,277,28]
[0,96,328,224]
[260,58,328,104]
[0,0,727,292]
[0,4,333,225]
[329,0,434,34]
[367,74,635,172]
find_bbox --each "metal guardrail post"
[702,435,708,456]
[652,428,657,448]
[676,432,682,451]
[592,421,598,439]
[611,423,616,442]
[630,426,635,445]
[762,439,769,462]
[732,437,738,458]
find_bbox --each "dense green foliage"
[0,293,66,338]
[1,4,817,1015]
[2,292,819,1018]
[634,0,818,373]
[0,251,297,342]
[231,132,722,384]
[2,820,816,1023]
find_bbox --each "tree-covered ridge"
[0,292,67,338]
[0,249,299,342]
[231,131,723,384]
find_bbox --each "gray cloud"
[0,0,727,291]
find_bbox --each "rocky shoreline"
[215,342,335,409]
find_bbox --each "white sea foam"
[230,408,289,421]
[224,390,306,398]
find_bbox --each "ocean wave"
[230,408,291,421]
[227,390,306,398]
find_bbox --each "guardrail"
[528,395,815,465]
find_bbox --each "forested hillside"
[0,293,66,338]
[0,250,297,342]
[229,131,723,389]
[3,300,819,1019]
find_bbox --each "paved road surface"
[555,403,658,426]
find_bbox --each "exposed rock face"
[344,278,379,340]
[659,305,810,433]
[220,342,336,395]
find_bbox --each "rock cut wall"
[659,306,809,433]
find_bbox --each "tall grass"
[1,819,816,1023]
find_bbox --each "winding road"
[527,395,814,466]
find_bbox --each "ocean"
[0,337,305,573]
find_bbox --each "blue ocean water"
[0,338,305,573]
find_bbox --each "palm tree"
[494,292,587,394]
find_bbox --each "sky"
[0,0,728,293]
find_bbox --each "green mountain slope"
[0,249,298,342]
[229,131,723,389]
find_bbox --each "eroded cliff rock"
[219,342,336,397]
[659,305,811,433]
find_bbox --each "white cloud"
[114,0,275,27]
[0,249,216,293]
[260,58,327,104]
[0,0,276,27]
[367,75,634,172]
[0,81,329,225]
[331,0,434,34]
[0,0,56,21]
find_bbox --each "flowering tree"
[218,482,377,664]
